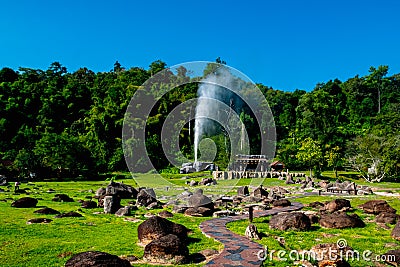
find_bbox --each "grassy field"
[0,177,222,267]
[1,172,399,266]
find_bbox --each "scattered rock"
[158,210,173,218]
[245,223,261,240]
[184,207,213,217]
[27,218,52,224]
[143,234,188,264]
[310,243,352,267]
[188,191,214,210]
[252,186,268,199]
[172,205,188,214]
[391,220,400,240]
[115,206,131,216]
[34,207,60,215]
[272,199,291,207]
[237,186,249,196]
[105,182,138,199]
[95,187,106,198]
[199,249,219,257]
[303,210,320,224]
[65,251,131,267]
[55,211,83,218]
[103,195,121,214]
[137,216,188,245]
[269,212,311,231]
[136,188,157,207]
[242,196,262,203]
[11,197,38,208]
[81,200,97,209]
[199,178,216,186]
[319,212,365,229]
[52,194,74,202]
[213,210,235,217]
[146,201,160,209]
[189,180,198,187]
[359,200,396,214]
[376,212,398,224]
[383,249,400,266]
[322,199,351,213]
[307,201,324,209]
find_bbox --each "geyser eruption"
[193,65,244,162]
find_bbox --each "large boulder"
[187,192,214,210]
[11,197,38,208]
[358,200,396,214]
[137,216,188,245]
[105,182,138,199]
[269,212,311,231]
[391,220,400,240]
[34,207,60,215]
[65,251,131,267]
[52,194,74,202]
[136,188,157,207]
[320,212,365,229]
[322,199,351,213]
[143,234,188,264]
[376,212,398,224]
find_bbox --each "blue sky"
[1,0,399,91]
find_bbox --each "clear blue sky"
[1,0,399,91]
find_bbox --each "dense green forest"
[0,60,399,181]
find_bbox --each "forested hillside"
[0,61,399,181]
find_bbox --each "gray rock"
[103,195,121,214]
[237,186,249,196]
[115,206,131,216]
[188,192,214,210]
[136,188,157,207]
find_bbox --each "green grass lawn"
[227,194,400,267]
[1,172,400,267]
[0,177,222,267]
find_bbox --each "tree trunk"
[309,167,312,178]
[334,168,338,179]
